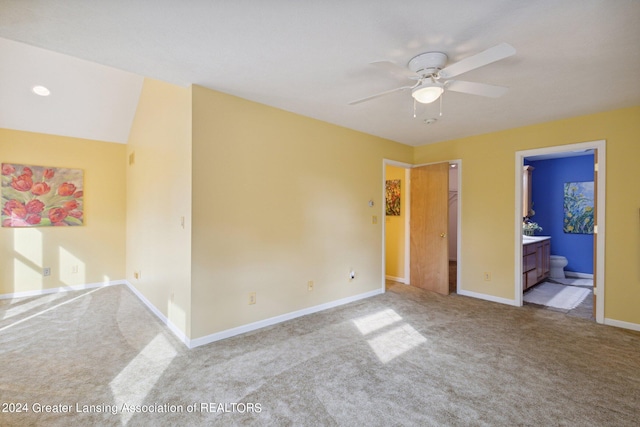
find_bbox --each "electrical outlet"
[71,265,79,274]
[307,281,314,291]
[134,271,140,280]
[43,267,51,277]
[249,292,256,305]
[484,272,492,281]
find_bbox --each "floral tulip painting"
[2,163,84,227]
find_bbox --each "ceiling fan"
[349,43,516,106]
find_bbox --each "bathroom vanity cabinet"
[523,239,550,290]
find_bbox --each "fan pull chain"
[413,98,417,118]
[439,92,443,117]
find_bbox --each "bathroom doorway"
[515,141,605,324]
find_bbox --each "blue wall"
[526,155,594,274]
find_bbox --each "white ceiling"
[1,0,639,146]
[0,38,143,144]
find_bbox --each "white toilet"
[550,255,568,279]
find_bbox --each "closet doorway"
[383,160,460,295]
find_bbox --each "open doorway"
[383,163,410,288]
[515,141,605,324]
[383,159,461,294]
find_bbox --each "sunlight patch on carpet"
[352,308,426,363]
[1,292,67,321]
[110,333,177,424]
[524,282,590,310]
[367,323,427,363]
[0,288,100,331]
[352,308,402,335]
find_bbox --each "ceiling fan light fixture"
[411,82,443,104]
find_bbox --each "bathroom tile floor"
[549,277,593,287]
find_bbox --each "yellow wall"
[190,85,412,338]
[4,88,638,336]
[0,129,126,294]
[413,106,640,325]
[384,165,406,281]
[126,78,193,337]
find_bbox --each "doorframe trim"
[450,160,462,294]
[382,159,413,292]
[514,140,606,323]
[403,167,411,283]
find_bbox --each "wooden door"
[592,150,598,318]
[410,163,449,294]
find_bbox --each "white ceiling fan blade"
[438,43,516,79]
[348,85,415,105]
[445,80,509,98]
[370,61,418,79]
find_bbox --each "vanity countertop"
[522,235,551,244]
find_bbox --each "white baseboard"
[0,280,124,300]
[1,280,384,350]
[604,318,640,332]
[385,275,407,284]
[565,271,593,279]
[10,280,637,348]
[564,270,593,279]
[457,289,519,307]
[189,288,383,348]
[123,281,190,348]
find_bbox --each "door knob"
[440,233,447,238]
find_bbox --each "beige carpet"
[1,283,639,426]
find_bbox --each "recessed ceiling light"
[32,85,51,96]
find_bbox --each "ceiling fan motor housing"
[408,52,448,77]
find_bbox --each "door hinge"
[594,163,599,172]
[593,225,598,233]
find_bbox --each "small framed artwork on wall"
[385,179,401,216]
[2,163,84,227]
